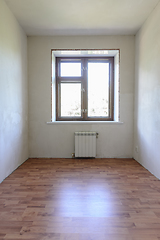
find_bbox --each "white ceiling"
[4,0,160,36]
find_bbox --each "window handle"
[81,109,87,113]
[81,88,85,92]
[81,67,88,71]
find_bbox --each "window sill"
[46,121,124,125]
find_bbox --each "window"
[56,57,114,121]
[51,49,120,122]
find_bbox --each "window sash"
[56,57,114,121]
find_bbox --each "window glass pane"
[60,62,81,77]
[88,62,109,117]
[61,83,81,117]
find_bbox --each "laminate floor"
[0,158,160,240]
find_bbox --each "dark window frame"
[56,57,114,121]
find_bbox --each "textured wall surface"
[0,0,28,183]
[28,36,135,158]
[134,2,160,179]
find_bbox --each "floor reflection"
[57,183,114,217]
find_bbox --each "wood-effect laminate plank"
[0,158,160,239]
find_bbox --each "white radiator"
[75,131,97,158]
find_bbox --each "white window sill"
[46,121,124,125]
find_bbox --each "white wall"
[0,0,28,183]
[134,2,160,178]
[28,36,135,158]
